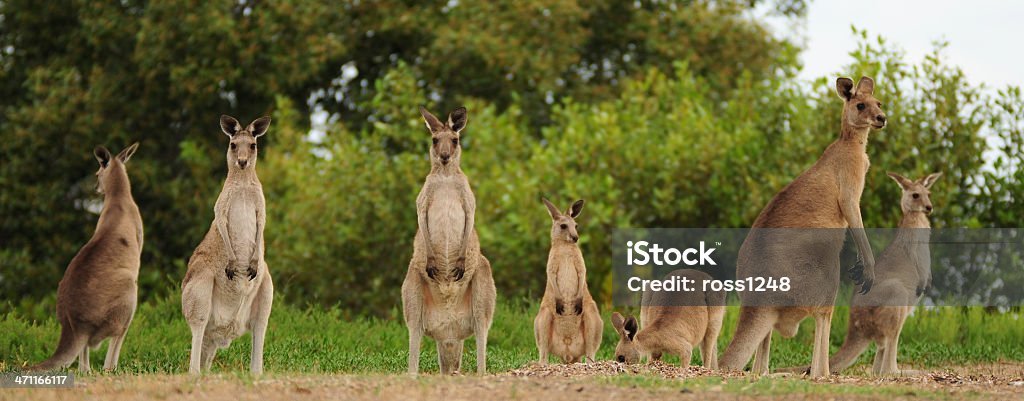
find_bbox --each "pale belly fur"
[552,253,581,301]
[427,186,465,266]
[207,276,260,344]
[424,293,474,340]
[228,197,258,262]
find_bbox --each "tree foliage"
[1,3,1019,317]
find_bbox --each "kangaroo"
[611,269,725,369]
[401,106,496,375]
[32,143,143,372]
[826,172,940,375]
[534,198,602,364]
[181,115,274,375]
[720,76,887,377]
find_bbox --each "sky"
[759,0,1023,89]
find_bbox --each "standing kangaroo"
[534,198,602,364]
[401,106,496,375]
[827,172,940,375]
[181,115,274,375]
[32,143,142,372]
[611,269,725,369]
[721,77,887,377]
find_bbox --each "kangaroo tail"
[828,323,871,373]
[31,326,85,371]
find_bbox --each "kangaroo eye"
[912,193,920,199]
[432,138,439,145]
[452,138,459,145]
[230,143,236,150]
[250,144,256,150]
[856,103,866,111]
[560,224,568,229]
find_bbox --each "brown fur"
[611,270,725,369]
[827,172,939,376]
[402,106,496,375]
[181,115,274,375]
[534,199,603,364]
[33,143,143,372]
[721,77,887,377]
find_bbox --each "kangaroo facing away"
[181,115,274,375]
[611,269,725,369]
[402,106,496,375]
[826,172,940,376]
[534,198,602,364]
[720,76,887,378]
[32,143,143,372]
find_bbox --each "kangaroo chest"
[548,249,584,300]
[427,183,467,264]
[221,187,261,259]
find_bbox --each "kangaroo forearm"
[850,227,875,265]
[841,201,874,263]
[252,227,263,262]
[216,220,238,261]
[417,212,433,258]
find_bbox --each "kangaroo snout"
[925,205,933,213]
[440,154,451,164]
[569,234,579,243]
[237,159,249,169]
[874,114,887,127]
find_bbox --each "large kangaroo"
[827,172,940,375]
[181,115,274,375]
[720,77,887,377]
[33,143,143,372]
[611,269,725,369]
[534,198,602,364]
[402,106,496,375]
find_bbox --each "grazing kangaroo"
[181,115,274,375]
[401,106,496,375]
[720,76,887,377]
[611,269,725,369]
[827,172,940,375]
[32,143,142,372]
[534,198,602,364]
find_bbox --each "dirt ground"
[2,362,1022,401]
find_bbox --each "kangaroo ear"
[567,199,584,218]
[542,198,561,219]
[836,77,854,101]
[94,146,112,167]
[249,116,271,138]
[420,106,445,133]
[448,107,467,133]
[887,172,913,190]
[921,172,942,189]
[220,115,241,137]
[856,76,875,96]
[117,142,139,163]
[611,312,625,331]
[624,316,639,341]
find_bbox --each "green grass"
[1,297,1021,374]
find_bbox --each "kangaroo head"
[94,143,138,194]
[611,312,641,364]
[419,106,467,170]
[887,172,941,215]
[543,198,584,244]
[836,76,887,131]
[220,115,271,171]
